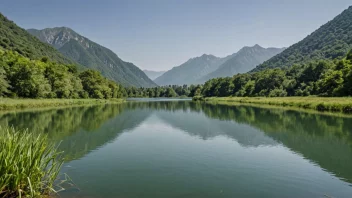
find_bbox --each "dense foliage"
[0,13,75,65]
[0,49,126,99]
[28,27,157,87]
[126,84,202,98]
[254,6,352,71]
[200,50,352,97]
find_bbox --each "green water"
[1,100,352,197]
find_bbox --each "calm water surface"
[1,100,352,197]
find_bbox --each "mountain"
[0,13,75,65]
[200,45,284,82]
[27,27,157,87]
[143,70,166,80]
[253,6,352,72]
[154,53,235,85]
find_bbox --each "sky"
[0,0,351,71]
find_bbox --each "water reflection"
[1,101,352,185]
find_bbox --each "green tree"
[0,64,10,96]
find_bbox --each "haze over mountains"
[201,45,284,82]
[154,53,235,85]
[155,45,284,85]
[143,70,166,80]
[27,27,156,87]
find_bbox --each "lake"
[1,100,352,197]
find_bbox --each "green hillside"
[253,6,352,71]
[0,13,75,65]
[28,27,157,87]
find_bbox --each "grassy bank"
[0,127,64,198]
[0,98,125,110]
[203,97,352,114]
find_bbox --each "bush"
[269,88,288,97]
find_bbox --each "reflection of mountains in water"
[58,107,152,161]
[155,109,278,147]
[127,101,352,183]
[1,101,352,183]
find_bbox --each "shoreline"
[200,97,352,114]
[0,98,125,111]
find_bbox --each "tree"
[317,70,343,96]
[7,56,51,98]
[0,64,10,96]
[165,87,177,97]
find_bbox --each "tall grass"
[0,127,64,198]
[204,97,352,114]
[0,98,125,110]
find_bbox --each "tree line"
[125,84,201,98]
[2,48,351,99]
[0,49,202,99]
[199,50,352,98]
[0,49,126,99]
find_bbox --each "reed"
[0,127,64,198]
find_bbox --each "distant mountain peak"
[155,54,227,85]
[239,44,264,52]
[28,27,89,49]
[200,45,285,82]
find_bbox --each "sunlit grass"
[0,98,125,110]
[205,97,352,114]
[0,127,64,198]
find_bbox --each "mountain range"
[27,27,156,87]
[201,45,284,82]
[2,5,352,88]
[155,45,284,85]
[154,53,235,85]
[143,70,166,80]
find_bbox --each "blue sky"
[1,0,351,70]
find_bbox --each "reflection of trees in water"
[0,105,124,138]
[198,103,352,183]
[1,101,352,182]
[0,104,150,161]
[125,101,352,183]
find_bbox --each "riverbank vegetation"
[191,50,352,113]
[0,127,64,198]
[0,98,124,110]
[204,97,352,114]
[200,50,352,98]
[0,49,126,99]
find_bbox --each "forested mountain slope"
[28,27,157,87]
[0,13,75,65]
[253,6,352,71]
